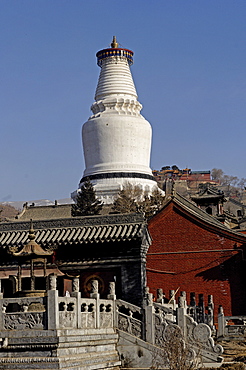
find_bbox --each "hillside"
[0,204,19,221]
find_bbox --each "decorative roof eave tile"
[0,213,150,249]
[0,213,145,232]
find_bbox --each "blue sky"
[1,0,246,201]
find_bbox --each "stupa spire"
[94,37,136,102]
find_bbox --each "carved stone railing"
[58,296,77,328]
[80,298,96,328]
[0,276,115,332]
[99,300,114,328]
[218,306,246,340]
[155,289,215,330]
[138,288,223,363]
[0,296,47,331]
[0,277,223,365]
[115,288,222,363]
[187,293,214,329]
[153,302,176,346]
[116,299,143,339]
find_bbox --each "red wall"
[147,202,246,318]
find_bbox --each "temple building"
[1,37,246,322]
[72,37,158,204]
[3,37,246,370]
[147,192,246,317]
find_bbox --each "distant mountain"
[0,204,19,220]
[0,198,74,211]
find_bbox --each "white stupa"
[76,37,158,204]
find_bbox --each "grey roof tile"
[0,213,148,249]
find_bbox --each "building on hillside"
[147,192,246,318]
[190,183,246,231]
[153,168,221,201]
[223,197,246,226]
[190,183,226,217]
[72,37,158,204]
[153,168,218,192]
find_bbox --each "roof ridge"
[173,192,246,239]
[0,213,146,232]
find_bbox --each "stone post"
[108,281,116,327]
[90,279,100,328]
[207,295,214,330]
[107,281,116,300]
[145,292,155,344]
[71,277,81,328]
[177,292,187,338]
[156,288,165,304]
[169,290,176,306]
[198,294,205,323]
[90,279,100,299]
[47,273,59,329]
[180,291,187,307]
[143,286,150,307]
[190,292,197,322]
[217,305,225,338]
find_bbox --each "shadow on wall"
[196,252,246,315]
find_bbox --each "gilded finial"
[28,219,35,242]
[111,36,118,48]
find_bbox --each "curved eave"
[0,213,150,249]
[191,195,223,202]
[154,193,246,243]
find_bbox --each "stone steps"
[0,330,121,370]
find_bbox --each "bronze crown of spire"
[96,37,133,67]
[111,36,118,48]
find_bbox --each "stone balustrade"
[0,277,224,368]
[116,299,143,339]
[115,288,223,365]
[0,279,216,338]
[153,288,215,329]
[0,276,115,332]
[218,305,246,340]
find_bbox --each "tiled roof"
[0,213,149,249]
[16,204,73,221]
[168,192,246,241]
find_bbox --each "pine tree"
[72,178,103,216]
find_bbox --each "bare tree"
[113,183,165,218]
[112,183,142,214]
[211,168,224,182]
[238,178,246,190]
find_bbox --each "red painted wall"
[147,202,246,318]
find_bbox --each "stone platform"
[0,328,120,370]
